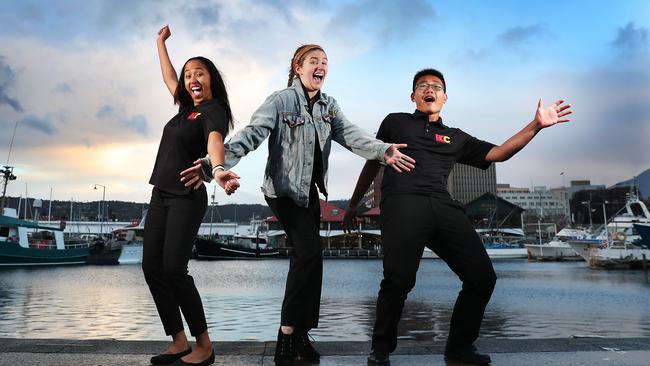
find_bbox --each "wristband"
[211,165,225,176]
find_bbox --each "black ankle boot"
[444,345,491,365]
[274,329,295,366]
[294,330,320,362]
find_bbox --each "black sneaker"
[274,329,295,366]
[367,349,390,365]
[444,345,491,365]
[294,330,320,362]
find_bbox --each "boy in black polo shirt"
[344,68,572,365]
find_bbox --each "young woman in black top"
[143,25,237,366]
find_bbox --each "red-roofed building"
[266,200,377,249]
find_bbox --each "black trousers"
[372,194,497,353]
[266,185,322,330]
[142,187,208,337]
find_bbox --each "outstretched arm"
[343,161,381,233]
[156,25,178,96]
[485,99,572,162]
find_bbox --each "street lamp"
[93,184,106,236]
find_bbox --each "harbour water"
[1,259,649,342]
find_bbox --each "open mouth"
[424,96,435,103]
[190,83,203,97]
[312,71,324,84]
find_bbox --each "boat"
[0,208,89,266]
[633,223,650,250]
[525,228,588,261]
[421,236,528,260]
[567,194,650,268]
[483,241,529,259]
[86,237,122,265]
[194,219,278,259]
[194,235,279,259]
[114,219,144,265]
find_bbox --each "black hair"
[412,68,446,93]
[174,56,234,132]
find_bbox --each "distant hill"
[2,196,272,224]
[612,168,650,198]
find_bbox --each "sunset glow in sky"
[0,0,648,205]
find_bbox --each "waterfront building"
[497,184,568,219]
[447,163,497,204]
[364,163,497,207]
[567,180,606,199]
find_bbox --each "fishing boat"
[525,228,588,261]
[0,208,89,266]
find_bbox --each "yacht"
[525,228,588,261]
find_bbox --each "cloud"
[96,105,149,137]
[611,22,648,57]
[0,56,23,112]
[123,115,148,136]
[497,24,550,49]
[52,82,72,94]
[454,24,553,65]
[96,105,115,119]
[324,0,435,46]
[20,115,58,135]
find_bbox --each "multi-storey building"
[447,163,497,204]
[497,184,568,218]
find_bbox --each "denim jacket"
[202,77,391,207]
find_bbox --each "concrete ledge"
[2,337,650,366]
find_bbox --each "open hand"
[534,98,572,129]
[180,159,204,190]
[384,144,416,173]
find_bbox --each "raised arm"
[156,25,178,96]
[343,160,381,232]
[485,98,572,162]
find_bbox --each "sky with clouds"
[0,0,648,205]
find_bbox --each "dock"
[2,337,650,365]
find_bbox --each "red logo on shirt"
[187,112,202,120]
[435,134,451,144]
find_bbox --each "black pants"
[142,187,208,337]
[372,195,497,353]
[266,185,322,330]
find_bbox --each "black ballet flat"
[150,347,192,365]
[169,350,215,366]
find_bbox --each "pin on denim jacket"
[201,77,391,207]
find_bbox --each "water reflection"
[0,260,649,341]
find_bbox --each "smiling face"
[183,59,213,106]
[295,49,328,96]
[411,75,447,121]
